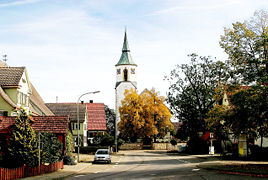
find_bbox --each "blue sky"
[0,0,267,109]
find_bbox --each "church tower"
[115,30,137,125]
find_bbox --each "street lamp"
[77,90,100,163]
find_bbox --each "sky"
[0,0,267,109]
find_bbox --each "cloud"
[0,0,41,7]
[148,0,242,16]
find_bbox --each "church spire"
[122,30,130,52]
[115,30,137,66]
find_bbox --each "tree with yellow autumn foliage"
[118,88,173,142]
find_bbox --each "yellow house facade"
[0,61,53,116]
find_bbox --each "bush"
[186,137,208,154]
[170,139,177,146]
[40,132,62,164]
[92,132,114,146]
[63,155,75,165]
[66,130,74,156]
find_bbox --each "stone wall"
[152,143,177,150]
[119,143,142,150]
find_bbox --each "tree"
[226,87,268,147]
[166,54,229,140]
[66,130,74,156]
[40,132,62,164]
[118,88,173,142]
[219,10,268,149]
[6,109,39,167]
[92,132,114,146]
[220,9,268,85]
[105,105,116,137]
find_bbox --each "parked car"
[93,149,111,164]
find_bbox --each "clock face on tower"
[117,69,121,75]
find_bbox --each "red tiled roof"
[225,86,250,102]
[0,116,69,134]
[32,116,69,134]
[0,117,14,133]
[87,103,106,131]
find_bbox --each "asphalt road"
[65,150,262,180]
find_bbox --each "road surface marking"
[192,169,200,171]
[74,175,85,177]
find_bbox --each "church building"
[115,31,137,125]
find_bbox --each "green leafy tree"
[100,132,114,146]
[92,132,114,146]
[226,87,268,147]
[6,109,39,167]
[220,9,268,85]
[218,10,268,149]
[40,132,62,163]
[166,54,229,141]
[105,105,116,137]
[66,130,74,156]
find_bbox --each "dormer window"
[123,69,128,81]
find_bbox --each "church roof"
[115,31,137,66]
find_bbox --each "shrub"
[63,155,75,165]
[40,132,62,164]
[5,109,39,167]
[170,139,177,146]
[66,130,74,156]
[186,137,208,154]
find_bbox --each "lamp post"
[77,90,100,163]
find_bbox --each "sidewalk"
[23,161,92,180]
[23,152,124,180]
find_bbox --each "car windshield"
[96,150,108,155]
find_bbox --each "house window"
[131,68,135,74]
[17,92,21,104]
[117,69,121,75]
[219,99,223,105]
[0,111,8,116]
[74,136,82,147]
[22,94,26,104]
[26,96,29,107]
[123,69,128,81]
[73,123,81,130]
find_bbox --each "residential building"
[0,62,53,116]
[0,116,69,157]
[46,102,107,146]
[86,103,107,144]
